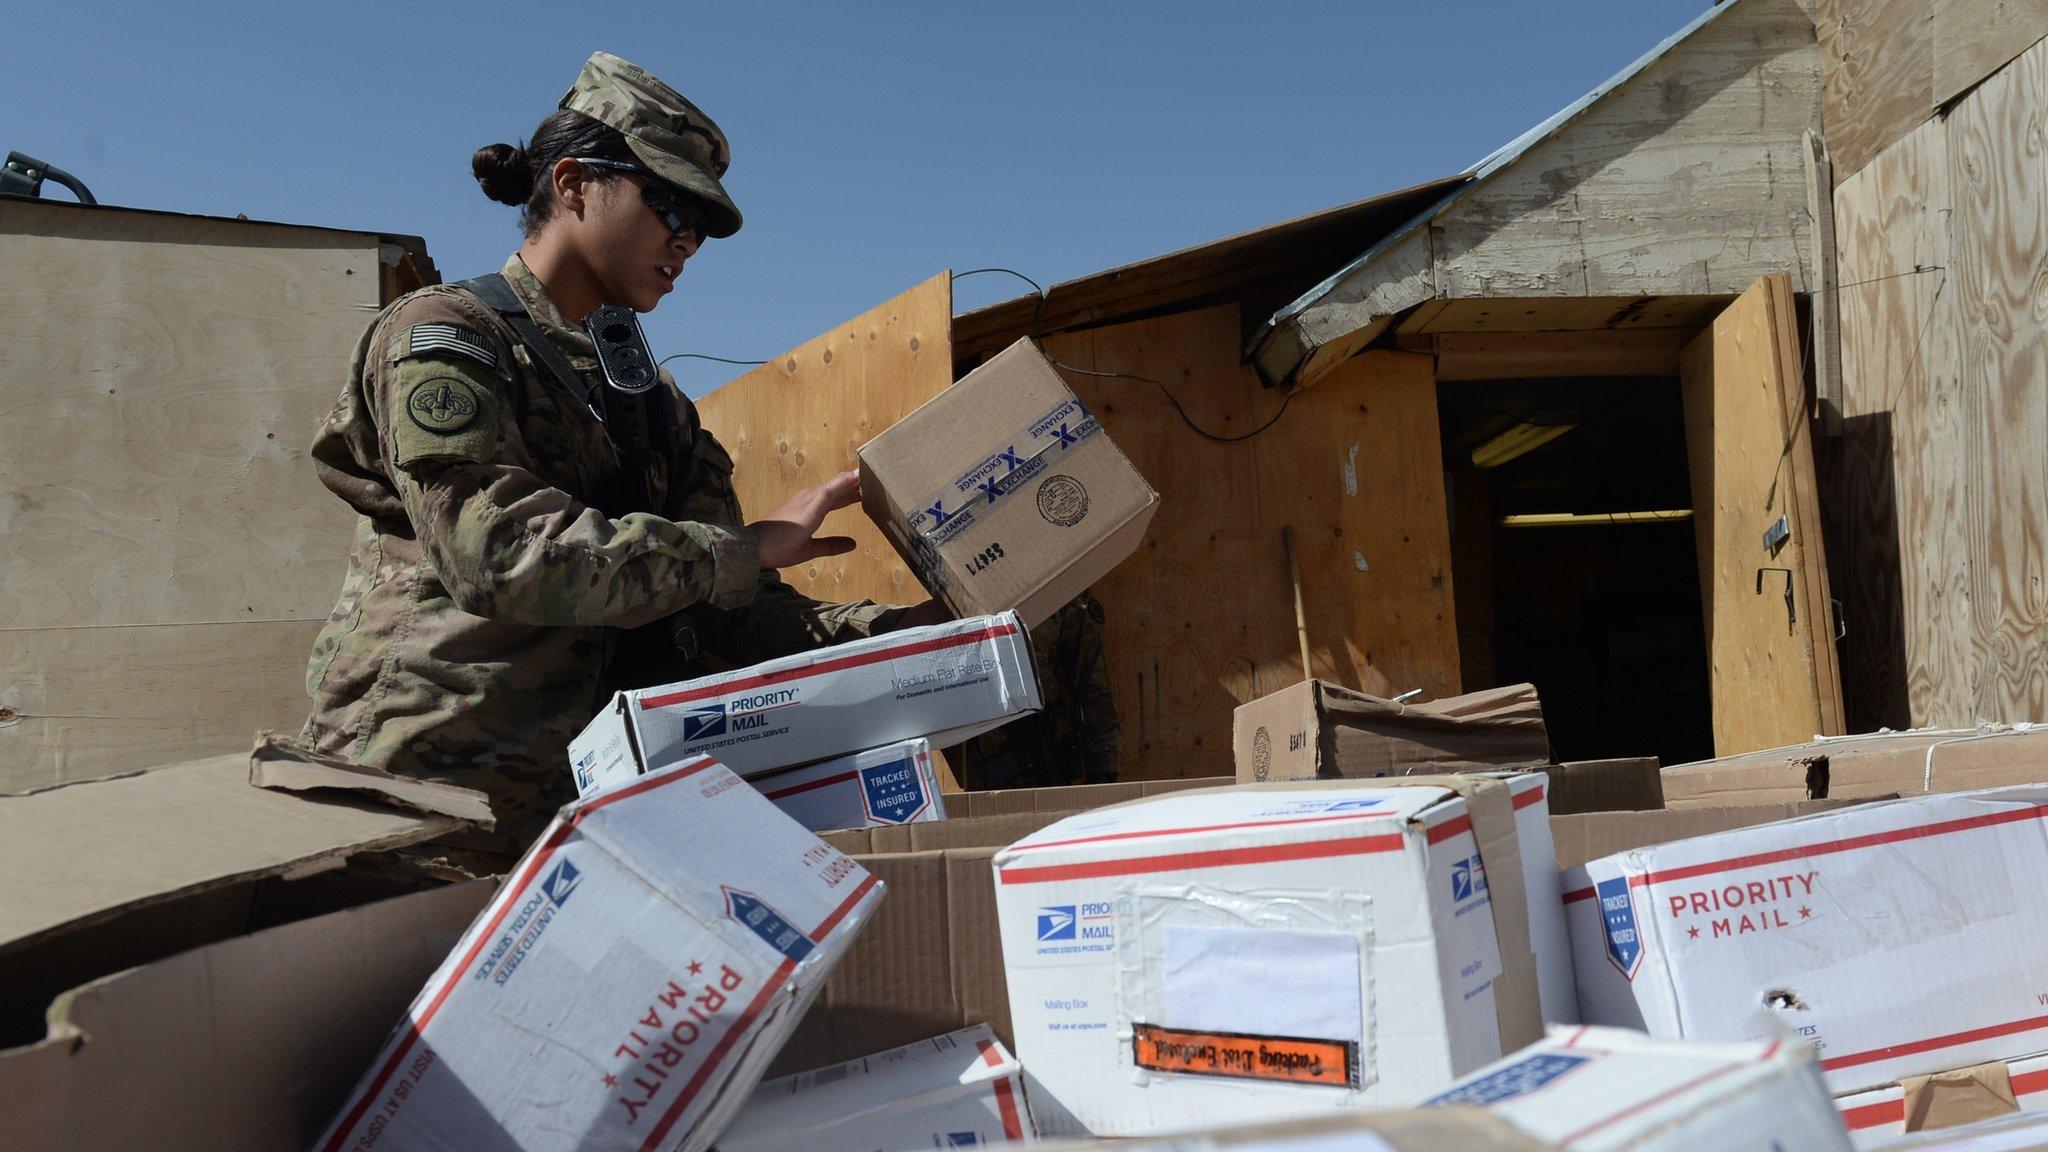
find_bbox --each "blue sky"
[10,0,1710,395]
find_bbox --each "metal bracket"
[1762,515,1790,555]
[1757,567,1796,632]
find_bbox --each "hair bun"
[472,142,536,206]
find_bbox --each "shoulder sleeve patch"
[384,356,503,470]
[404,322,500,370]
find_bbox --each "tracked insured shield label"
[1131,1022,1357,1088]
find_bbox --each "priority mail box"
[1495,773,1576,1025]
[570,612,1040,786]
[717,1024,1033,1150]
[1839,1052,2048,1147]
[746,738,947,833]
[991,780,1544,1136]
[1421,1025,1852,1152]
[313,755,885,1152]
[858,337,1160,628]
[1004,1027,1849,1152]
[1565,784,2048,1094]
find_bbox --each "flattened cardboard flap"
[1903,1061,2021,1134]
[0,754,462,958]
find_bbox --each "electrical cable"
[655,262,1299,444]
[955,265,1296,444]
[659,352,767,367]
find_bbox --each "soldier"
[958,590,1124,789]
[296,52,943,874]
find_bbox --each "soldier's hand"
[753,469,860,570]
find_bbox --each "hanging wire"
[955,266,1296,444]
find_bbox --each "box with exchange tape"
[859,337,1159,628]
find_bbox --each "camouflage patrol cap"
[562,51,742,238]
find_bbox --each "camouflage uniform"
[959,591,1123,788]
[301,54,906,865]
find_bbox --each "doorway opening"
[1440,374,1714,766]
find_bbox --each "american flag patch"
[405,323,498,369]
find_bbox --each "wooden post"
[1282,525,1314,684]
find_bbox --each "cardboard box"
[858,337,1160,628]
[1550,799,1872,871]
[1545,757,1663,815]
[1839,1052,2048,1147]
[1,881,493,1152]
[944,775,1235,819]
[991,778,1544,1135]
[1009,1027,1851,1151]
[1419,1025,1853,1152]
[1873,1109,2048,1151]
[1233,679,1549,782]
[1003,1110,1549,1151]
[1564,784,2048,1093]
[1496,773,1576,1026]
[717,1024,1033,1150]
[0,750,473,1061]
[570,612,1040,785]
[747,738,947,833]
[1661,727,2048,809]
[314,755,885,1152]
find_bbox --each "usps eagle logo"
[1036,906,1077,942]
[682,704,727,741]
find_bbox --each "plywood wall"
[1046,308,1460,780]
[1,202,386,791]
[1832,34,2048,725]
[1819,0,2048,183]
[694,274,953,608]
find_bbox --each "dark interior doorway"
[1440,374,1714,767]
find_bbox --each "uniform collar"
[501,253,596,359]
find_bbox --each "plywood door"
[694,274,952,608]
[1681,273,1847,755]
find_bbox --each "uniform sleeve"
[373,300,761,629]
[666,421,907,664]
[694,572,905,666]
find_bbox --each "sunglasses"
[572,157,712,238]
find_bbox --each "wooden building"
[705,0,1851,776]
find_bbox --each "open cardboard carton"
[0,749,492,1149]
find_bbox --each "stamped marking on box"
[1131,1022,1358,1088]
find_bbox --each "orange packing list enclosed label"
[1132,1023,1358,1088]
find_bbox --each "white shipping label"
[1117,885,1373,1092]
[1161,925,1364,1046]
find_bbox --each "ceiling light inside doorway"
[1471,420,1578,468]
